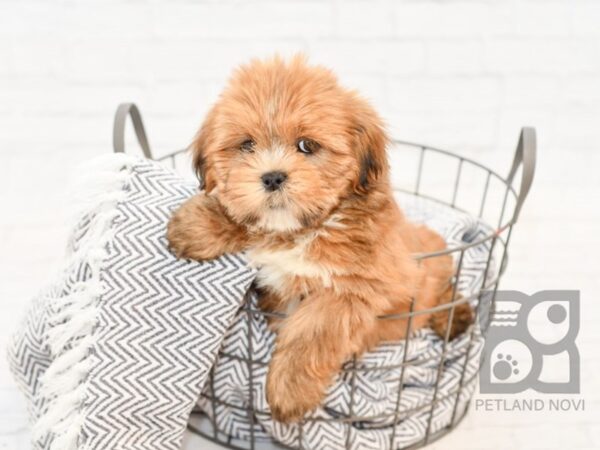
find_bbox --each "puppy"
[167,55,472,423]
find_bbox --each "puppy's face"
[194,56,388,233]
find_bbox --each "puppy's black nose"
[261,171,287,191]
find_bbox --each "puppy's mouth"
[265,193,288,210]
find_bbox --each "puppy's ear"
[351,104,389,195]
[192,114,217,192]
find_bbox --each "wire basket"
[113,103,536,450]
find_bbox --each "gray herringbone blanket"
[8,155,256,450]
[8,155,493,450]
[194,192,493,450]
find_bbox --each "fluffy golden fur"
[167,56,472,423]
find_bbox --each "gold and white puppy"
[167,55,472,423]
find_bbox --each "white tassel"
[33,384,86,439]
[65,153,135,228]
[46,308,98,355]
[49,414,84,450]
[39,359,92,404]
[34,154,137,449]
[40,335,95,383]
[48,283,103,324]
[74,152,136,172]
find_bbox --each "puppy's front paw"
[266,353,324,423]
[166,212,200,260]
[166,195,228,261]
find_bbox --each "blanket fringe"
[34,153,137,450]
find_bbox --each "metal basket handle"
[113,102,154,159]
[507,127,536,224]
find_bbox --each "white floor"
[1,141,599,450]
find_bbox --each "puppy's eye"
[297,139,319,154]
[240,139,255,152]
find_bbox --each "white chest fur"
[246,236,334,294]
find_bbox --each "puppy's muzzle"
[261,171,287,192]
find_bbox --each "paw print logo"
[479,290,579,394]
[485,339,531,385]
[494,354,518,379]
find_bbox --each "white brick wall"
[1,1,599,449]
